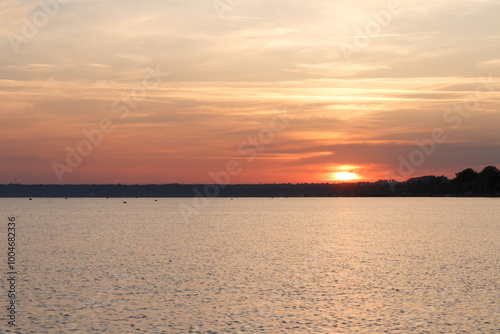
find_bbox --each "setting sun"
[334,172,358,181]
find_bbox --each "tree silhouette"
[452,168,478,193]
[478,166,500,194]
[454,168,478,183]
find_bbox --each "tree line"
[0,166,499,197]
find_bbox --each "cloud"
[0,64,74,72]
[478,58,500,69]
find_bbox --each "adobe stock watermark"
[213,0,243,21]
[339,0,412,63]
[179,111,290,222]
[387,75,498,189]
[51,65,169,183]
[7,0,70,54]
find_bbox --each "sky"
[1,0,499,184]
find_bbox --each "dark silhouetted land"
[1,166,499,198]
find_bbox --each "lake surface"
[0,198,499,333]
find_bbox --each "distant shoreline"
[1,181,499,198]
[1,195,498,198]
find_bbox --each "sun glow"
[334,172,358,181]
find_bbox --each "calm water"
[0,198,499,333]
